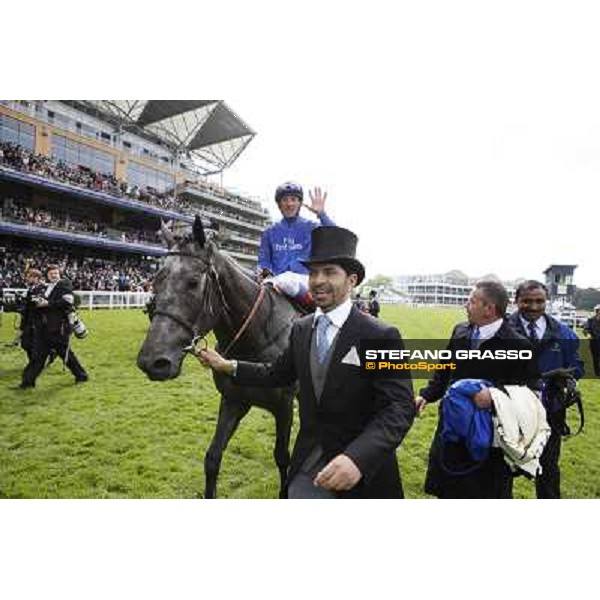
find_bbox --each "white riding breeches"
[265,272,309,298]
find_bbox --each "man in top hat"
[583,304,600,376]
[198,226,416,498]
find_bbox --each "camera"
[68,311,88,339]
[541,367,584,436]
[0,291,27,314]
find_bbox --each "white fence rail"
[3,289,151,310]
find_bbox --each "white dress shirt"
[476,318,504,342]
[313,297,353,348]
[232,297,354,377]
[519,315,546,339]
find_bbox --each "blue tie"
[527,321,538,342]
[316,314,332,363]
[470,326,481,349]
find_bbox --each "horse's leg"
[204,396,250,499]
[273,392,294,499]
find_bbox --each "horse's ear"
[160,220,175,248]
[193,215,206,248]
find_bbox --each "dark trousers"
[21,332,87,387]
[288,472,337,499]
[21,327,34,361]
[590,339,600,376]
[536,410,565,499]
[425,419,514,499]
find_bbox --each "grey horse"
[137,216,299,498]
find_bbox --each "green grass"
[0,305,598,498]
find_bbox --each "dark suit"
[21,279,87,387]
[20,283,47,361]
[508,312,584,498]
[420,320,538,499]
[235,305,416,498]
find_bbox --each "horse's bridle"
[152,250,266,358]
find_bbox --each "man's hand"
[196,348,235,375]
[414,395,428,415]
[305,187,328,215]
[472,388,492,409]
[314,454,362,491]
[257,268,273,284]
[35,298,48,307]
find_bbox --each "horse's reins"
[153,251,267,358]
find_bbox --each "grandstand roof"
[64,101,255,175]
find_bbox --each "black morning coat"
[235,306,416,498]
[419,320,539,499]
[41,279,75,335]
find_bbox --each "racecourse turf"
[0,305,598,498]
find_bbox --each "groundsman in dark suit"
[415,280,538,499]
[198,227,415,499]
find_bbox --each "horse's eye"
[187,279,200,290]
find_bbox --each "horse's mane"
[173,234,260,288]
[173,233,300,314]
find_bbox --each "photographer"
[19,265,89,389]
[19,269,46,361]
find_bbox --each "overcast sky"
[212,2,600,288]
[8,1,599,287]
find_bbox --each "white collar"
[519,314,546,336]
[476,318,504,340]
[313,298,353,330]
[44,281,58,297]
[520,314,544,329]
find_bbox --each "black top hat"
[301,226,365,284]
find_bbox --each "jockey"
[258,182,335,303]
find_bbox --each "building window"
[52,134,115,175]
[0,114,35,149]
[127,161,174,193]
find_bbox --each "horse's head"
[137,216,224,380]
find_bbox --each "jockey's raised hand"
[305,187,328,216]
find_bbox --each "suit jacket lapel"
[297,315,318,405]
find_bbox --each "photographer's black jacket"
[39,280,75,335]
[21,284,47,332]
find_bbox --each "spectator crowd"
[0,141,265,242]
[0,142,184,214]
[0,240,159,292]
[1,197,162,247]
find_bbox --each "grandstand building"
[0,100,270,290]
[395,271,519,306]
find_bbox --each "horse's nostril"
[153,358,172,372]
